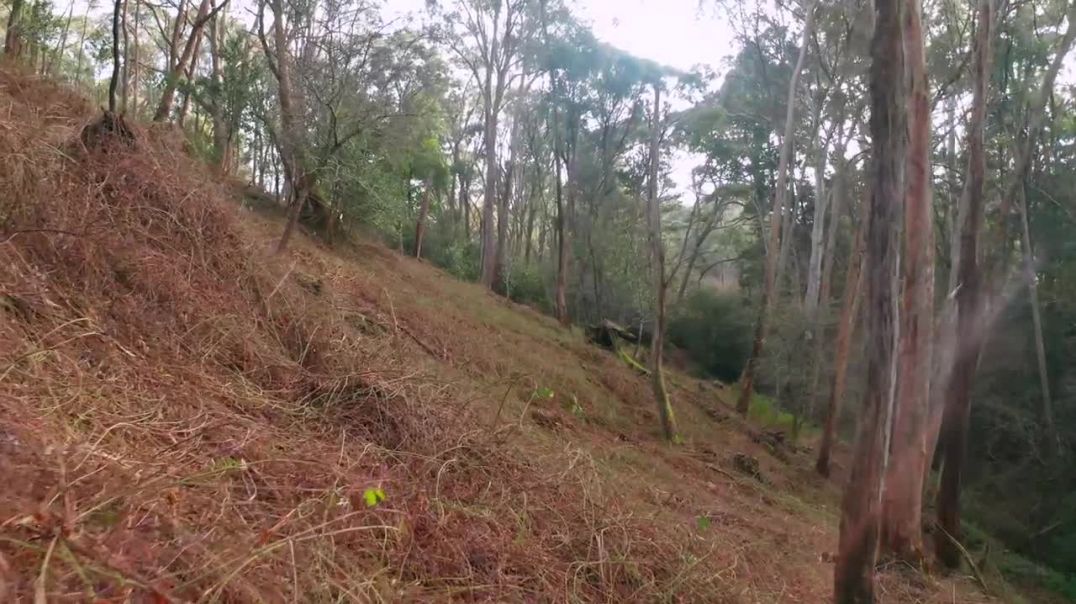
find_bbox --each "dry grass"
[0,65,1015,603]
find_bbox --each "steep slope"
[0,68,1008,602]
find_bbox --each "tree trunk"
[414,181,432,259]
[176,25,205,126]
[494,164,511,292]
[645,84,678,442]
[935,0,992,568]
[154,0,215,122]
[479,103,499,287]
[834,0,903,598]
[4,0,26,57]
[736,2,817,415]
[1017,186,1058,452]
[806,139,848,417]
[108,0,122,113]
[882,0,933,561]
[804,142,830,315]
[461,174,471,239]
[524,172,538,264]
[208,11,232,172]
[260,0,312,254]
[816,210,866,477]
[121,0,129,112]
[549,77,570,326]
[130,0,141,114]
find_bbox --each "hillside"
[0,69,1029,602]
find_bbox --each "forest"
[2,0,1076,600]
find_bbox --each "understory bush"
[667,289,752,383]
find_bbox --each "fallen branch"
[934,521,990,593]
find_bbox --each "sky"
[571,0,738,74]
[385,0,744,196]
[570,0,740,196]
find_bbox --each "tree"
[815,211,865,477]
[934,0,992,569]
[108,0,122,113]
[5,0,27,56]
[736,1,818,416]
[644,82,678,442]
[258,0,316,253]
[153,0,226,122]
[881,0,933,561]
[834,0,903,598]
[442,0,533,289]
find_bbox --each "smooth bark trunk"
[645,85,678,442]
[805,143,830,315]
[737,2,818,415]
[153,0,216,122]
[259,0,312,253]
[816,212,866,477]
[935,0,991,568]
[1017,187,1058,450]
[834,0,903,598]
[4,0,26,56]
[882,0,933,561]
[108,0,122,113]
[414,182,432,259]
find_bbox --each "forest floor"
[0,67,1059,602]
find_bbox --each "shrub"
[503,262,550,311]
[668,289,752,382]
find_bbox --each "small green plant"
[696,515,711,532]
[562,394,584,418]
[362,487,387,508]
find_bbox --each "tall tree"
[153,0,225,122]
[736,1,818,415]
[4,0,27,56]
[258,0,315,253]
[443,0,531,289]
[834,0,903,597]
[644,82,678,442]
[882,0,933,561]
[108,0,122,113]
[816,211,866,477]
[934,0,992,569]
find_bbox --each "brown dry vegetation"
[0,67,1023,602]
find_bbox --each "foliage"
[667,290,752,383]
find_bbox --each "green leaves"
[534,386,555,399]
[563,394,584,418]
[696,515,712,532]
[362,487,387,508]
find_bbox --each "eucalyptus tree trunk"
[935,0,993,569]
[539,0,570,324]
[882,0,934,561]
[414,181,432,259]
[176,25,206,126]
[645,84,678,442]
[153,0,218,122]
[815,213,865,477]
[1015,185,1058,451]
[834,0,903,598]
[736,2,818,415]
[209,11,232,172]
[479,105,500,286]
[121,0,129,112]
[259,0,313,253]
[804,140,830,316]
[108,0,122,113]
[4,0,26,57]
